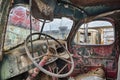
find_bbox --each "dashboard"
[2,39,69,79]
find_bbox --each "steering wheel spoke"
[57,64,68,74]
[33,54,46,60]
[54,55,72,64]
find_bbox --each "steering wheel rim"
[25,32,74,78]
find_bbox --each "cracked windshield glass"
[4,6,73,50]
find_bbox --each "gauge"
[41,43,47,53]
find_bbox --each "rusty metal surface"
[71,44,117,78]
[0,0,11,61]
[31,0,120,20]
[70,0,120,6]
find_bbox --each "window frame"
[73,19,115,46]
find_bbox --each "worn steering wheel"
[25,32,74,78]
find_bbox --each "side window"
[74,20,115,45]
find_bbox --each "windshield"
[42,18,73,39]
[4,6,73,50]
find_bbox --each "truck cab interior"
[0,0,120,80]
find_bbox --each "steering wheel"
[25,32,74,78]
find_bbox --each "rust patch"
[70,0,120,6]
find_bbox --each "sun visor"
[31,0,55,21]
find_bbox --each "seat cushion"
[74,68,105,80]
